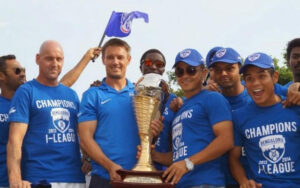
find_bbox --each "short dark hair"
[0,54,16,72]
[243,65,275,76]
[140,49,166,65]
[266,68,275,76]
[101,38,131,57]
[287,38,300,62]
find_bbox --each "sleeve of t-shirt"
[72,90,80,125]
[78,89,98,123]
[206,92,232,126]
[232,111,243,146]
[274,83,288,97]
[8,85,31,124]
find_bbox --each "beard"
[107,73,123,80]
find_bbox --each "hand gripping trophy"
[111,73,173,188]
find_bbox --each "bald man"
[7,40,85,188]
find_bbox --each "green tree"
[273,57,292,85]
[166,71,184,97]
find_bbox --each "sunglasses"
[143,59,165,68]
[175,66,199,77]
[14,67,26,75]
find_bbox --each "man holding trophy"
[160,49,234,187]
[78,38,163,188]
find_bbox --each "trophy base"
[111,169,174,188]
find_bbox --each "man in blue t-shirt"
[208,47,251,188]
[7,41,86,188]
[159,49,233,188]
[229,52,300,188]
[0,45,100,188]
[77,38,163,188]
[0,55,26,188]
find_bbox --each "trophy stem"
[132,133,156,171]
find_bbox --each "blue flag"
[104,11,149,37]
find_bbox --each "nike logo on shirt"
[101,98,111,105]
[9,107,16,114]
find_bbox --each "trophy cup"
[111,73,173,188]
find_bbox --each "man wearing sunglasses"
[0,55,26,188]
[7,40,86,188]
[138,49,177,170]
[159,49,233,188]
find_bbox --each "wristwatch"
[184,158,194,171]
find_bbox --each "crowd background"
[1,0,300,98]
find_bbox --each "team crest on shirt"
[248,53,261,61]
[259,135,286,163]
[51,108,70,133]
[172,123,183,150]
[216,48,226,58]
[179,49,191,58]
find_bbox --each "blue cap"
[210,47,242,67]
[173,48,205,68]
[205,46,223,67]
[240,52,274,74]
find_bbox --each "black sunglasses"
[14,67,26,75]
[175,66,199,77]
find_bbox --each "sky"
[1,0,300,98]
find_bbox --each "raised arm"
[7,122,31,188]
[60,47,101,87]
[78,120,122,181]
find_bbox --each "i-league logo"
[120,13,133,34]
[51,108,70,134]
[259,135,286,163]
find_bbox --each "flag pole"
[92,11,115,62]
[92,33,105,62]
[98,33,106,48]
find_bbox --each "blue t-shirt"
[233,101,300,188]
[172,90,232,187]
[78,78,139,180]
[284,81,293,88]
[223,88,252,185]
[8,79,85,183]
[224,88,252,111]
[0,96,10,187]
[154,93,176,170]
[274,83,288,97]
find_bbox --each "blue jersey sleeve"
[8,85,31,123]
[274,83,288,97]
[205,92,232,126]
[71,89,80,125]
[78,88,98,123]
